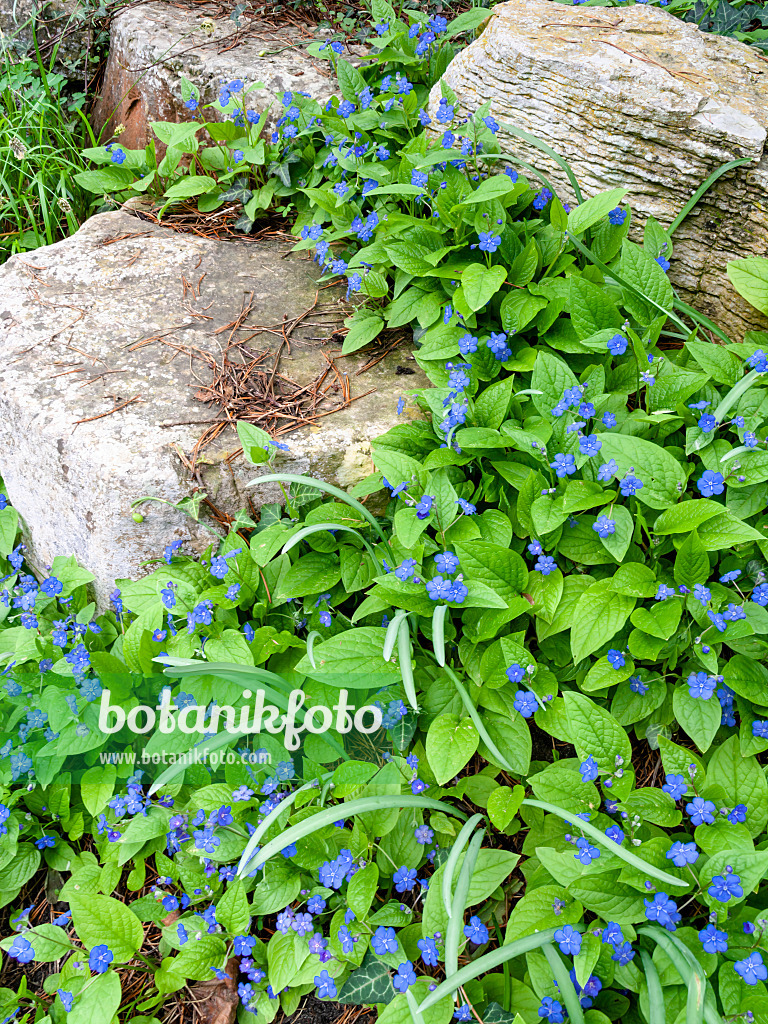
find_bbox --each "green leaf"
[338,954,395,1005]
[342,312,385,355]
[67,970,121,1024]
[707,736,768,838]
[570,579,635,662]
[597,504,633,562]
[531,351,578,418]
[275,552,341,600]
[598,434,686,510]
[672,686,721,753]
[216,878,250,932]
[673,530,710,588]
[0,506,18,556]
[453,541,528,605]
[618,240,674,312]
[653,500,724,535]
[296,627,402,688]
[567,187,628,235]
[163,174,217,199]
[487,785,525,831]
[564,691,632,775]
[426,715,479,785]
[347,863,379,920]
[460,264,507,312]
[728,257,768,315]
[68,893,144,961]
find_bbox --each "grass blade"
[445,828,485,980]
[542,942,585,1024]
[306,631,321,669]
[236,771,334,875]
[495,123,584,204]
[384,609,408,662]
[282,522,380,566]
[714,367,764,423]
[397,616,419,710]
[444,667,516,776]
[442,814,484,920]
[522,799,687,888]
[237,794,466,876]
[247,473,392,550]
[418,926,583,1012]
[638,948,666,1024]
[148,730,248,795]
[432,604,448,667]
[638,927,720,1024]
[668,157,751,236]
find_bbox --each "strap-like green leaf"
[445,666,516,775]
[417,926,583,1012]
[432,604,448,667]
[442,814,484,921]
[522,799,688,888]
[639,948,665,1024]
[542,942,585,1024]
[445,828,485,979]
[237,795,466,876]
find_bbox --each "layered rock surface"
[0,211,424,603]
[430,0,768,339]
[91,3,336,149]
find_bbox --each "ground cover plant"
[5,1,768,1024]
[0,39,100,263]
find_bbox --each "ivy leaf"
[338,955,395,1005]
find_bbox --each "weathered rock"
[0,211,426,605]
[91,3,337,150]
[429,0,768,340]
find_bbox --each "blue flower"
[686,796,716,825]
[666,841,698,867]
[602,411,616,428]
[434,551,460,574]
[553,924,581,956]
[608,207,626,225]
[605,825,624,845]
[7,936,34,963]
[662,773,687,800]
[698,923,727,954]
[579,756,599,782]
[579,434,601,457]
[597,459,617,482]
[533,188,552,210]
[89,944,114,974]
[697,470,724,496]
[538,997,565,1023]
[607,334,628,356]
[573,837,600,865]
[688,671,715,699]
[550,453,576,478]
[606,649,625,669]
[415,495,434,519]
[619,473,643,496]
[477,232,501,253]
[393,961,417,992]
[393,866,417,892]
[464,915,489,944]
[708,871,743,902]
[513,691,538,718]
[315,970,337,999]
[643,892,680,931]
[535,555,557,575]
[735,951,768,985]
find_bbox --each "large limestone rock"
[430,0,768,340]
[0,211,425,604]
[91,3,337,150]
